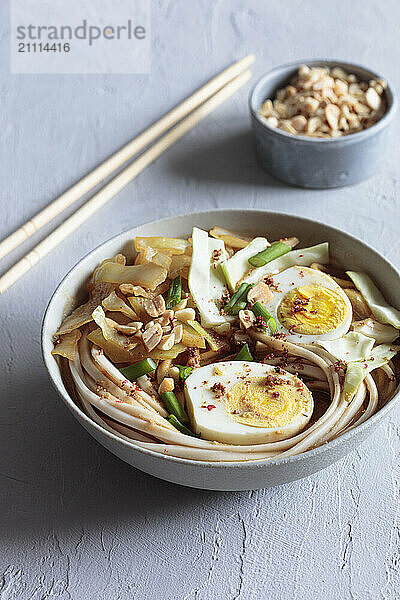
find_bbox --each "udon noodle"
[52,227,400,462]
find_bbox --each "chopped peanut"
[154,310,174,328]
[144,295,166,318]
[175,308,196,322]
[172,298,188,311]
[173,324,183,344]
[239,309,256,330]
[142,323,163,351]
[158,377,175,394]
[169,366,180,382]
[158,333,175,351]
[157,359,172,384]
[259,65,386,138]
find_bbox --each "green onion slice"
[166,275,182,309]
[224,283,252,313]
[268,316,277,334]
[251,302,277,333]
[248,241,290,268]
[225,301,247,315]
[167,414,198,437]
[120,358,157,381]
[176,365,193,380]
[160,391,190,424]
[234,343,253,361]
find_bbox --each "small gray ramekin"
[249,59,397,188]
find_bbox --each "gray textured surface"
[1,1,400,598]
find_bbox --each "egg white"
[184,361,313,445]
[261,266,352,344]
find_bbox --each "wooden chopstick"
[0,54,254,262]
[0,69,252,294]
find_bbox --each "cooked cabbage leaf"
[319,332,375,362]
[344,343,400,400]
[134,236,189,255]
[181,322,206,349]
[102,291,138,319]
[352,318,399,344]
[52,329,82,361]
[94,262,167,290]
[187,320,220,351]
[209,227,252,249]
[56,283,113,335]
[56,255,128,335]
[92,306,139,351]
[346,271,400,328]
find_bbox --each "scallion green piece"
[248,241,290,267]
[120,358,157,381]
[160,391,190,424]
[268,316,277,333]
[224,283,252,314]
[167,414,198,437]
[225,301,247,315]
[251,301,273,321]
[166,275,182,309]
[176,365,193,380]
[251,302,277,333]
[234,343,253,361]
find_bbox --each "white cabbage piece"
[56,284,112,335]
[188,227,229,329]
[56,254,128,335]
[208,236,234,322]
[346,271,400,328]
[344,343,400,400]
[92,306,139,350]
[209,227,253,249]
[242,243,329,286]
[220,237,269,292]
[94,261,167,290]
[352,318,399,344]
[102,291,138,319]
[52,329,82,361]
[319,332,375,362]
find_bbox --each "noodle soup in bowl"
[42,210,400,491]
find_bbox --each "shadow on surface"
[0,369,278,545]
[166,129,283,188]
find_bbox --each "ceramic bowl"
[249,59,397,188]
[42,210,400,491]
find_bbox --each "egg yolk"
[226,375,312,428]
[277,285,347,335]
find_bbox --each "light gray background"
[1,1,399,599]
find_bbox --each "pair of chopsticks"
[0,55,254,294]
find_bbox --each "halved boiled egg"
[184,361,313,444]
[261,266,352,343]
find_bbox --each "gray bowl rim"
[42,208,400,471]
[249,58,398,144]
